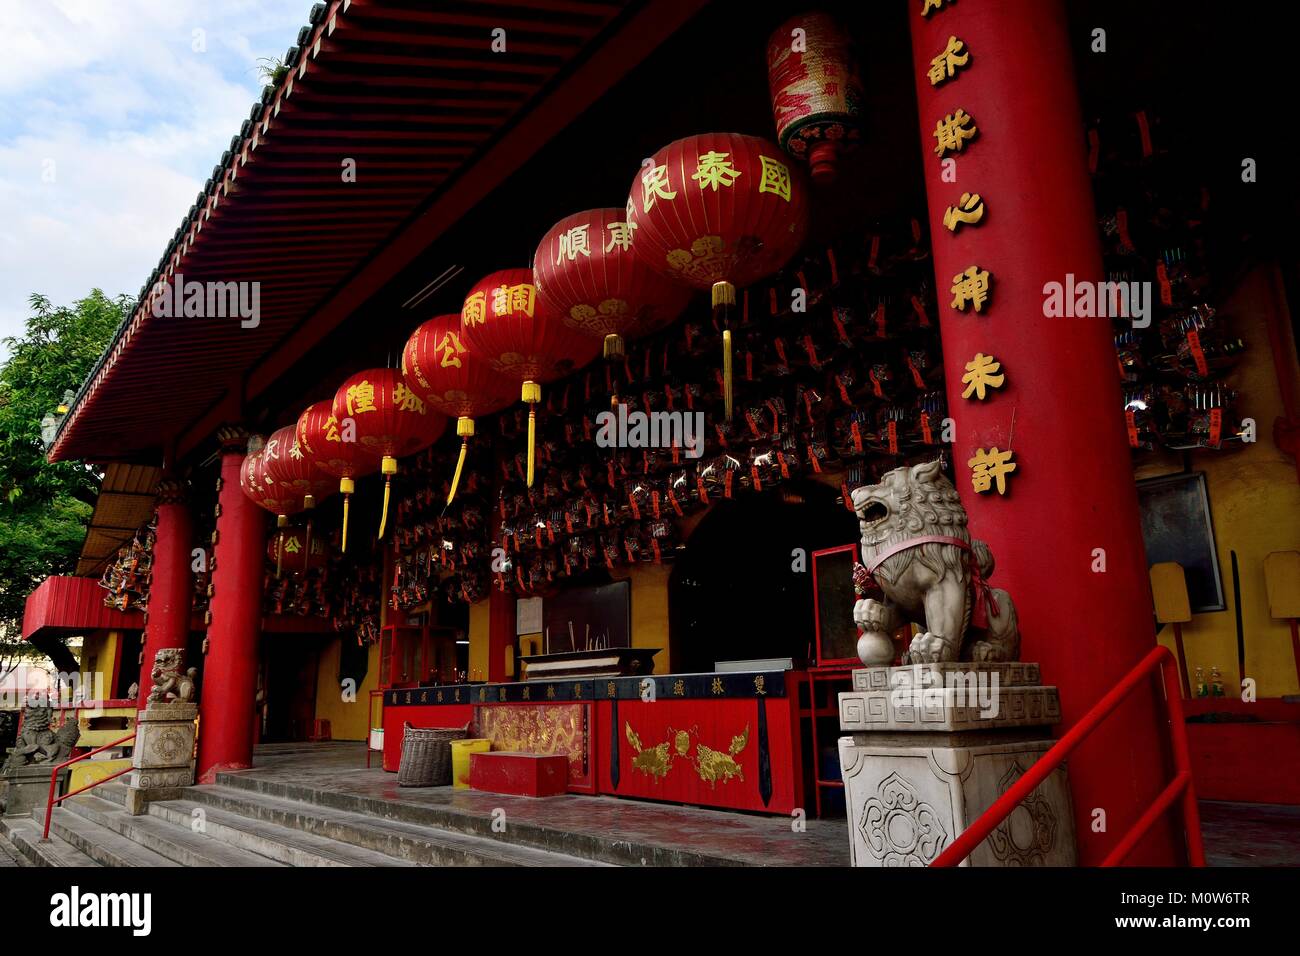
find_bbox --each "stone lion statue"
[148,648,197,704]
[851,459,1020,665]
[2,701,80,771]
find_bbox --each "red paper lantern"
[533,208,693,362]
[627,133,809,417]
[332,367,447,540]
[295,400,381,553]
[267,527,328,574]
[240,448,300,518]
[460,267,600,486]
[262,424,335,568]
[767,12,864,183]
[402,313,513,505]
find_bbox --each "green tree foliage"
[0,291,129,663]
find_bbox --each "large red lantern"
[402,313,513,505]
[239,447,302,577]
[296,400,381,554]
[332,367,447,540]
[459,268,600,486]
[262,424,335,565]
[533,208,693,362]
[766,12,864,183]
[627,133,809,418]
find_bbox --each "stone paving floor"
[241,742,850,866]
[1199,800,1300,867]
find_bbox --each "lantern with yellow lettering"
[267,527,328,574]
[239,447,303,577]
[332,368,447,541]
[766,11,864,184]
[459,268,600,487]
[295,400,381,554]
[262,424,335,563]
[627,133,809,418]
[533,208,693,365]
[401,313,513,506]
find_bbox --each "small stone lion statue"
[851,459,1020,665]
[2,700,80,771]
[148,648,198,705]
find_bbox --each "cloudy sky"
[0,0,310,356]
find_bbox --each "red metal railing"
[931,645,1206,867]
[42,733,136,841]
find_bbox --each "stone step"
[142,798,422,867]
[185,783,607,866]
[213,769,727,865]
[0,815,101,867]
[35,805,180,867]
[59,795,284,867]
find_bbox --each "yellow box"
[450,738,491,789]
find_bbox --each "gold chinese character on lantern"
[961,352,1005,400]
[950,265,991,312]
[929,35,970,86]
[757,155,792,201]
[692,151,742,191]
[933,108,978,157]
[922,0,952,16]
[969,447,1017,495]
[345,379,377,415]
[942,192,985,232]
[555,223,591,263]
[493,283,536,318]
[462,290,487,327]
[283,535,302,553]
[436,330,464,369]
[392,382,425,414]
[641,163,677,212]
[288,438,303,460]
[324,414,341,443]
[604,221,635,253]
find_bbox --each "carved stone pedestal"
[837,662,1076,866]
[1,764,70,818]
[124,702,197,815]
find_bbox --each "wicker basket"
[397,723,469,787]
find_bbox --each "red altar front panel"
[594,694,804,815]
[382,698,474,772]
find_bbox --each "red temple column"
[196,428,265,783]
[909,0,1178,864]
[138,478,193,709]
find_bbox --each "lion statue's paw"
[969,640,1009,662]
[908,632,955,663]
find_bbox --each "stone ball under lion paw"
[908,631,954,663]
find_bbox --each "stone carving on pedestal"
[124,651,200,815]
[850,459,1020,666]
[1,699,80,816]
[148,647,197,704]
[858,771,948,866]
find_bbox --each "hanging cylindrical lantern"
[331,367,447,541]
[239,447,304,577]
[262,424,335,564]
[766,11,864,184]
[402,313,514,506]
[534,208,693,365]
[460,268,601,487]
[267,527,328,574]
[627,133,809,418]
[295,400,381,554]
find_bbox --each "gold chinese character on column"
[961,353,1005,400]
[928,36,970,86]
[942,192,985,232]
[969,447,1017,495]
[932,108,978,157]
[950,265,991,312]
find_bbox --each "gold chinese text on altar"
[942,192,984,232]
[969,447,1017,495]
[961,353,1005,400]
[933,109,978,157]
[928,36,970,86]
[950,266,991,312]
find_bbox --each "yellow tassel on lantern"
[340,476,355,553]
[275,514,287,578]
[377,455,397,539]
[714,281,737,420]
[522,381,541,488]
[447,417,475,506]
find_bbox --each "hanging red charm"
[459,267,600,486]
[402,313,513,505]
[332,368,447,541]
[534,208,693,363]
[627,133,809,418]
[766,11,864,183]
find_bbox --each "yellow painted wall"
[611,562,673,674]
[313,639,382,741]
[1135,264,1300,698]
[467,600,491,683]
[74,630,120,701]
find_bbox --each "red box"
[468,752,569,797]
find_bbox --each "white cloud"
[0,0,308,355]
